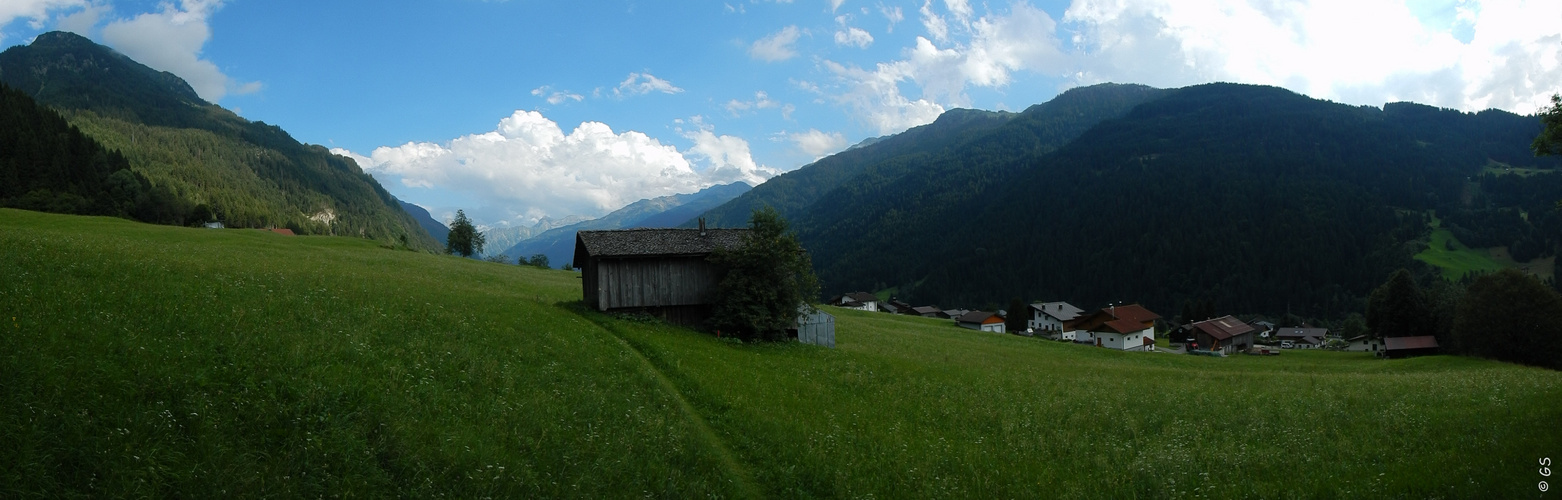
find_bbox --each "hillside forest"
[698,83,1562,328]
[0,32,440,252]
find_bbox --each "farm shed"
[957,311,1007,333]
[1344,335,1381,353]
[1189,315,1256,355]
[573,226,748,326]
[794,307,835,348]
[1383,336,1440,358]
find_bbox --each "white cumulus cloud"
[835,25,873,48]
[1060,0,1562,113]
[820,2,1063,132]
[98,0,258,103]
[789,129,849,158]
[0,0,85,42]
[339,111,777,225]
[614,72,684,97]
[531,85,583,104]
[823,59,946,134]
[750,25,804,62]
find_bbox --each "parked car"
[1280,340,1294,349]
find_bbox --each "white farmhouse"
[1028,301,1083,340]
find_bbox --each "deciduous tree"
[445,210,484,257]
[1534,94,1562,157]
[1365,269,1429,339]
[1454,269,1562,370]
[708,207,820,342]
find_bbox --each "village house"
[1189,315,1256,355]
[1252,320,1276,339]
[832,292,880,312]
[1027,301,1083,340]
[1066,304,1161,350]
[911,306,942,318]
[1276,327,1329,349]
[957,311,1007,333]
[941,309,970,321]
[573,224,748,326]
[1344,335,1382,353]
[1383,336,1440,358]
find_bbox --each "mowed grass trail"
[4,209,1561,498]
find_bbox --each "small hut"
[794,307,836,348]
[573,222,748,327]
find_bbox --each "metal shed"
[795,307,836,348]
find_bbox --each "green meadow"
[1414,227,1509,281]
[2,209,1559,498]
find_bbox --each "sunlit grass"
[3,208,1559,498]
[1415,228,1506,280]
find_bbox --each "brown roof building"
[1383,336,1440,358]
[1190,316,1256,354]
[957,311,1007,333]
[1067,304,1161,350]
[573,226,749,326]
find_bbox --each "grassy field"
[1414,227,1508,281]
[3,209,1560,498]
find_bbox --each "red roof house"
[1066,304,1161,350]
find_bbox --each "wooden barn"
[1189,315,1256,354]
[573,225,748,326]
[1383,336,1440,358]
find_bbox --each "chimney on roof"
[698,217,706,237]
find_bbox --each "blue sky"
[3,0,1560,228]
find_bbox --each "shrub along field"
[3,208,1559,498]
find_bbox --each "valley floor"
[2,209,1558,498]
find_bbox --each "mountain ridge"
[0,31,440,251]
[697,82,1561,321]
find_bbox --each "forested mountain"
[0,32,439,251]
[694,108,1019,227]
[699,83,1560,320]
[0,82,186,221]
[498,182,751,266]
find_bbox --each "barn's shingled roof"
[575,228,749,260]
[1385,336,1440,350]
[1191,315,1256,340]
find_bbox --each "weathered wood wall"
[587,255,722,311]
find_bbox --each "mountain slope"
[693,108,1018,227]
[499,182,751,265]
[0,32,439,251]
[786,83,1170,293]
[811,83,1558,318]
[397,198,449,246]
[0,81,189,221]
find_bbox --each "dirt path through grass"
[568,306,762,498]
